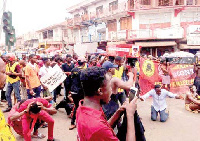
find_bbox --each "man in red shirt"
[17,98,57,141]
[77,67,137,141]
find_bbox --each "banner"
[139,58,161,95]
[139,59,195,95]
[40,65,67,92]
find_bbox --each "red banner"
[139,59,195,95]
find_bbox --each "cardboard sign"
[40,65,67,92]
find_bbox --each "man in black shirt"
[69,56,86,130]
[62,54,74,98]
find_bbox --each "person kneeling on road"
[140,84,183,122]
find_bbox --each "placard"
[40,65,67,92]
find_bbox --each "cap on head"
[7,53,16,61]
[115,56,122,61]
[102,61,118,71]
[78,56,86,62]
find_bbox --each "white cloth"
[141,89,177,111]
[39,65,53,77]
[162,75,170,84]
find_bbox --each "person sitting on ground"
[185,85,200,113]
[17,97,57,141]
[77,67,137,141]
[140,84,183,122]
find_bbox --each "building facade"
[66,0,200,56]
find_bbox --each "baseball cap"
[78,56,86,62]
[102,61,118,71]
[7,53,16,61]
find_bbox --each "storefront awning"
[135,41,176,47]
[179,44,200,49]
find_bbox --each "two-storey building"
[66,0,200,56]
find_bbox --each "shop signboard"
[106,44,141,57]
[187,25,200,45]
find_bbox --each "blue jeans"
[151,106,169,122]
[6,81,21,108]
[27,85,41,99]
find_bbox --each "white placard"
[40,65,67,92]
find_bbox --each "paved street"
[3,96,200,141]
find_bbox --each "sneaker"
[3,107,12,113]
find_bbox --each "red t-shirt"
[76,101,119,141]
[18,98,51,113]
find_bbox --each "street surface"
[3,96,200,141]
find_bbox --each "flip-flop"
[32,133,46,139]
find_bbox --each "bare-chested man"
[161,60,170,91]
[185,85,200,113]
[102,61,134,119]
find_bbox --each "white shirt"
[39,65,53,77]
[141,89,177,111]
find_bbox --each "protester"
[77,66,137,141]
[69,56,86,130]
[62,54,74,98]
[185,85,200,113]
[17,98,57,141]
[3,54,22,113]
[102,61,134,119]
[19,60,27,99]
[39,58,53,98]
[0,57,16,140]
[25,54,41,99]
[8,99,46,139]
[194,63,200,96]
[140,84,183,122]
[161,60,171,91]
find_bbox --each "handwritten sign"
[40,65,67,92]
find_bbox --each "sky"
[0,0,85,44]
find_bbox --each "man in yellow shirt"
[3,55,22,113]
[0,57,16,140]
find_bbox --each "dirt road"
[3,97,200,141]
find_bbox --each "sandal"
[32,133,46,139]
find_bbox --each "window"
[96,6,103,17]
[140,0,151,5]
[120,17,132,30]
[175,0,184,5]
[109,0,118,11]
[158,0,173,6]
[187,0,198,5]
[64,30,68,37]
[48,30,53,38]
[43,31,47,39]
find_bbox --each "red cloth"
[76,101,118,141]
[18,98,53,141]
[8,102,23,136]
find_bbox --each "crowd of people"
[0,51,200,141]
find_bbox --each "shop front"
[135,41,177,57]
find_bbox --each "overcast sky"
[0,0,84,44]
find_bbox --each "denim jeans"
[27,85,41,99]
[6,81,21,108]
[151,106,169,122]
